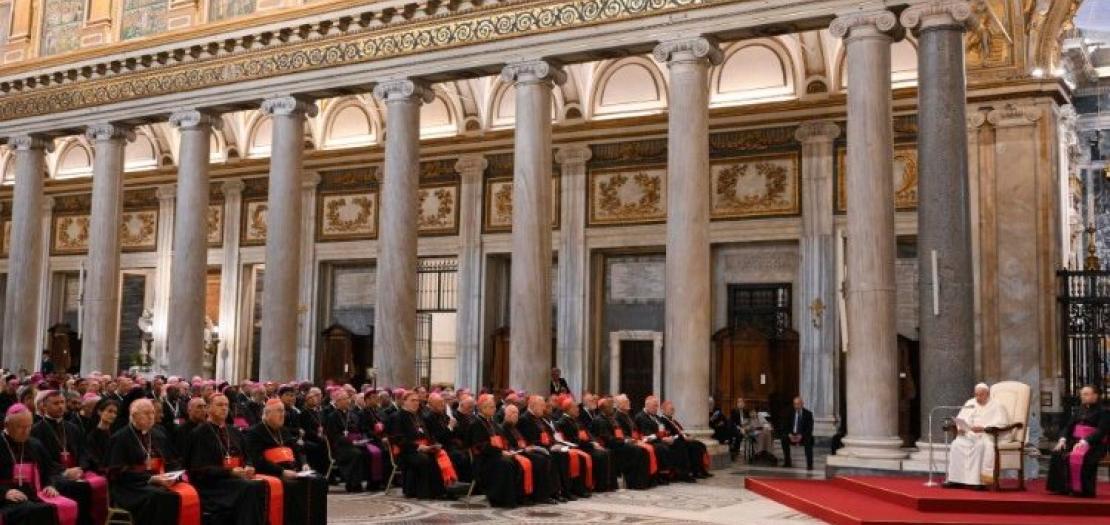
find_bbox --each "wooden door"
[320,324,354,384]
[619,340,654,414]
[490,327,510,392]
[714,324,773,409]
[769,329,800,422]
[897,335,920,447]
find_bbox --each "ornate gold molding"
[0,0,723,122]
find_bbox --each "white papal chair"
[985,381,1031,491]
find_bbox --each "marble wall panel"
[608,258,664,304]
[483,177,560,232]
[588,166,666,226]
[121,0,168,40]
[417,182,459,236]
[710,153,800,219]
[39,0,84,56]
[241,199,268,245]
[836,143,918,212]
[316,191,377,242]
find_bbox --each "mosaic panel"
[207,205,223,247]
[710,153,800,219]
[588,166,666,226]
[38,0,85,56]
[417,183,458,236]
[835,143,918,212]
[317,192,377,242]
[120,0,169,41]
[241,199,268,245]
[207,0,256,23]
[483,177,560,232]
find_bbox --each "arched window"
[591,58,667,118]
[39,0,85,56]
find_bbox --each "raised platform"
[745,475,1110,525]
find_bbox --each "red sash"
[567,449,594,489]
[263,447,296,465]
[417,439,457,486]
[614,428,624,439]
[256,474,284,525]
[223,456,243,469]
[511,455,533,495]
[635,442,658,475]
[540,432,552,446]
[490,435,506,450]
[577,430,589,442]
[516,438,527,449]
[148,457,201,525]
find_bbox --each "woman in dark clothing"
[83,399,119,474]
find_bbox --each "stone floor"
[326,448,829,524]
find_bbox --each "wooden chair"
[984,381,1031,491]
[107,506,134,525]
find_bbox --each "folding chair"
[382,437,404,496]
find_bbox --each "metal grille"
[1057,269,1110,413]
[417,257,458,312]
[414,313,433,387]
[727,283,792,337]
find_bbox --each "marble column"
[151,185,175,372]
[82,123,134,375]
[217,179,245,381]
[258,95,316,382]
[2,134,52,372]
[555,144,591,397]
[827,11,907,467]
[371,79,433,388]
[654,37,721,430]
[455,154,487,389]
[502,59,565,394]
[795,121,841,437]
[901,1,976,449]
[167,110,219,378]
[296,172,321,380]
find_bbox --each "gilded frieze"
[316,191,378,241]
[0,0,722,121]
[835,144,918,212]
[207,205,223,247]
[588,166,666,226]
[710,153,799,219]
[483,177,560,232]
[709,127,796,155]
[52,215,90,254]
[417,183,459,235]
[241,199,269,245]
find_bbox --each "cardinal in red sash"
[185,394,268,525]
[557,399,613,492]
[467,395,521,507]
[660,400,713,479]
[592,399,652,489]
[245,399,328,525]
[389,391,457,500]
[500,404,560,504]
[633,396,693,482]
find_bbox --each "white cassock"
[946,398,1010,485]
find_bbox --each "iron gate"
[1057,269,1110,413]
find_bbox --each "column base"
[814,416,838,438]
[827,435,907,472]
[684,428,732,471]
[901,440,950,473]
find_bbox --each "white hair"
[974,383,990,393]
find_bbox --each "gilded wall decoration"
[483,177,560,232]
[966,0,1015,69]
[417,183,458,235]
[241,200,269,245]
[38,0,85,57]
[121,0,169,41]
[52,215,91,254]
[317,192,378,241]
[207,205,223,246]
[120,211,158,251]
[588,167,666,226]
[710,127,796,155]
[208,0,257,23]
[710,153,799,219]
[0,0,725,121]
[836,144,919,212]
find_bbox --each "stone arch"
[52,137,93,179]
[712,37,799,105]
[589,56,668,119]
[834,35,918,90]
[124,128,160,172]
[421,92,459,139]
[320,97,377,149]
[486,75,567,130]
[245,112,274,158]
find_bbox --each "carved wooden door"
[619,340,654,414]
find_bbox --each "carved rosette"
[260,95,318,118]
[555,144,593,167]
[500,59,567,86]
[84,123,135,143]
[169,109,222,130]
[8,134,54,153]
[372,79,435,104]
[652,36,723,65]
[829,10,899,41]
[986,103,1041,128]
[900,1,973,32]
[794,121,841,144]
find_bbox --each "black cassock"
[83,427,111,474]
[324,408,370,492]
[425,411,470,483]
[591,415,651,490]
[186,423,266,525]
[244,423,328,525]
[0,435,59,525]
[634,410,690,480]
[390,410,447,499]
[557,414,613,492]
[31,416,95,525]
[467,416,520,508]
[518,412,582,498]
[500,423,558,503]
[1047,404,1109,497]
[105,425,187,525]
[661,414,710,477]
[297,407,332,477]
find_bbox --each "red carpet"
[746,476,1110,525]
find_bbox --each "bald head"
[130,399,156,432]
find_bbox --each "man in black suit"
[549,368,570,395]
[780,396,814,470]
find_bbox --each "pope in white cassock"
[944,383,1010,489]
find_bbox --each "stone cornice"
[0,0,730,123]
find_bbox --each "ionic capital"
[967,111,988,131]
[169,109,223,131]
[829,10,900,41]
[652,36,723,66]
[986,103,1041,128]
[500,59,567,86]
[900,1,974,32]
[302,171,322,190]
[222,178,246,196]
[156,184,176,202]
[85,123,135,143]
[8,134,54,153]
[794,121,841,143]
[372,79,435,104]
[454,154,488,175]
[260,95,318,118]
[555,144,593,166]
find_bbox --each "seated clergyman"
[944,383,1009,490]
[1047,385,1108,498]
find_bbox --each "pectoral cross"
[809,298,825,329]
